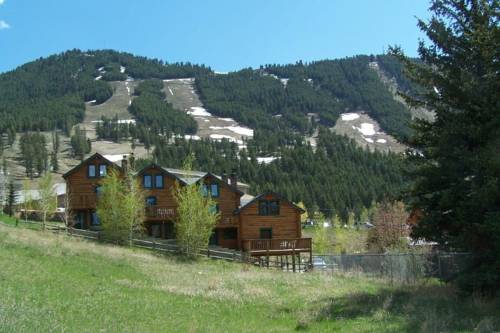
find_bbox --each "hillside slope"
[1,225,496,332]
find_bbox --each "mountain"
[0,49,416,221]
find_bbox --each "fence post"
[207,248,210,258]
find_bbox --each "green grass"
[0,225,498,332]
[0,213,63,230]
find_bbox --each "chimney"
[129,152,135,171]
[122,155,128,172]
[229,168,237,187]
[221,170,228,184]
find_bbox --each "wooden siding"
[141,165,181,222]
[238,194,302,244]
[202,175,241,228]
[66,156,119,211]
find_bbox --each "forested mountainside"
[147,128,406,220]
[0,50,415,220]
[0,49,210,134]
[196,55,413,152]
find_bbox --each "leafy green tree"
[21,179,33,223]
[38,172,56,230]
[97,170,146,244]
[312,213,330,254]
[392,0,500,293]
[367,201,409,253]
[297,201,309,225]
[173,157,220,258]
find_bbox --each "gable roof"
[136,163,187,185]
[235,191,305,214]
[199,172,244,196]
[62,152,123,179]
[137,164,244,196]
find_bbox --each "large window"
[146,196,157,206]
[155,175,164,189]
[258,200,280,216]
[99,164,107,177]
[143,174,152,189]
[260,228,272,239]
[88,165,96,178]
[202,183,219,198]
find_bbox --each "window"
[202,183,219,197]
[91,212,100,226]
[210,184,219,197]
[260,228,272,239]
[223,228,237,240]
[258,200,280,216]
[95,185,103,198]
[99,164,107,177]
[143,175,152,189]
[88,165,96,178]
[155,175,164,189]
[146,196,157,206]
[209,204,220,215]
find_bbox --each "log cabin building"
[63,153,311,257]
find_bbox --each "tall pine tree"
[392,0,500,293]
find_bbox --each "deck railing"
[242,238,312,253]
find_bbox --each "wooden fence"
[64,227,248,263]
[0,221,299,269]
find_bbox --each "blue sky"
[0,0,430,73]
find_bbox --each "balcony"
[145,207,176,219]
[241,238,312,256]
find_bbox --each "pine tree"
[392,0,500,293]
[51,151,59,172]
[6,180,16,217]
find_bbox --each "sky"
[0,0,430,73]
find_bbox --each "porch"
[241,238,312,256]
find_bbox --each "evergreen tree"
[392,0,500,293]
[51,151,59,172]
[6,180,16,217]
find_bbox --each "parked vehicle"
[312,257,328,270]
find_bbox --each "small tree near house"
[22,179,33,223]
[367,201,410,253]
[174,156,220,258]
[312,213,330,254]
[38,172,57,230]
[97,170,145,244]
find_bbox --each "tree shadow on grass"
[310,285,500,333]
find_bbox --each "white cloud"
[0,20,10,30]
[0,0,4,6]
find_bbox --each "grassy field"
[0,224,498,332]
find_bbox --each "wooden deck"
[242,238,312,256]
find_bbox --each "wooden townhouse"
[63,153,311,258]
